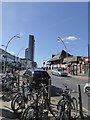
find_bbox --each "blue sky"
[1,2,88,67]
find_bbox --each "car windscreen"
[24,70,32,76]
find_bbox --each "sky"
[0,2,88,67]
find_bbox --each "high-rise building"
[25,35,35,61]
[25,48,30,60]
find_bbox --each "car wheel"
[85,87,90,96]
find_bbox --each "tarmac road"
[48,70,90,116]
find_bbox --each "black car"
[23,68,51,88]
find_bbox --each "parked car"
[51,68,68,77]
[84,82,90,96]
[23,68,51,88]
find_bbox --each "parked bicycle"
[11,80,33,115]
[57,84,78,120]
[1,72,18,93]
[21,83,59,120]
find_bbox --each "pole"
[88,44,90,77]
[78,84,84,118]
[58,37,69,71]
[48,78,51,103]
[3,33,22,73]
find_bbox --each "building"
[47,50,72,69]
[63,56,84,75]
[25,48,30,60]
[20,58,37,69]
[47,50,87,75]
[0,48,15,63]
[25,35,35,61]
[0,48,16,73]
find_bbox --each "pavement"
[0,95,90,120]
[0,72,90,120]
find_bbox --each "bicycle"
[1,73,18,93]
[21,83,59,120]
[11,81,33,114]
[57,84,78,120]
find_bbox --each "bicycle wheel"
[60,112,69,120]
[57,98,64,110]
[11,93,21,110]
[70,97,78,118]
[57,101,69,120]
[11,94,25,114]
[21,106,36,120]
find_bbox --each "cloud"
[62,36,80,41]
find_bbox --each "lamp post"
[57,36,69,70]
[57,36,68,52]
[16,48,25,62]
[2,33,23,73]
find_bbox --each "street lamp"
[57,36,69,70]
[2,33,23,73]
[57,36,68,53]
[16,47,25,62]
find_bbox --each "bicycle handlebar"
[62,83,77,93]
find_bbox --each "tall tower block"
[28,35,35,61]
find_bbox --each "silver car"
[84,82,90,96]
[52,68,68,77]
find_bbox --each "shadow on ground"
[0,108,18,119]
[51,85,63,97]
[0,91,13,102]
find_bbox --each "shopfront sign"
[84,57,88,63]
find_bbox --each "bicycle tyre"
[21,105,36,120]
[11,93,21,111]
[70,97,78,118]
[57,100,69,120]
[57,98,64,110]
[11,94,25,114]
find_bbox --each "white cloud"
[62,36,80,41]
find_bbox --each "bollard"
[78,84,84,118]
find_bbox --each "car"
[84,82,90,96]
[51,68,68,77]
[23,68,51,88]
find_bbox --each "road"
[48,70,90,114]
